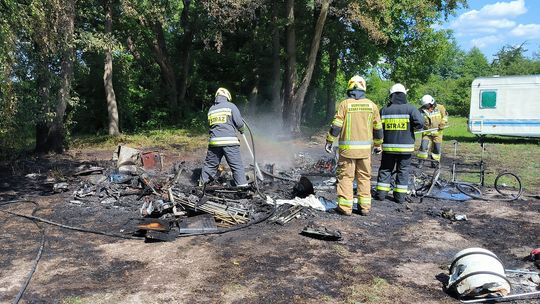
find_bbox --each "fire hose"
[0,200,45,304]
[241,133,264,181]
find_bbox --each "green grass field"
[70,128,208,152]
[439,117,540,190]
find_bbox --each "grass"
[61,297,85,304]
[345,276,396,304]
[70,128,208,152]
[437,117,540,190]
[332,244,350,257]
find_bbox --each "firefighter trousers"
[336,155,372,215]
[201,145,248,186]
[417,133,443,162]
[375,153,412,203]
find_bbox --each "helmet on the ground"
[215,87,232,101]
[389,83,407,94]
[421,94,435,107]
[347,75,367,91]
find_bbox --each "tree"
[28,0,77,154]
[104,0,120,136]
[460,47,491,78]
[492,43,536,76]
[282,0,330,133]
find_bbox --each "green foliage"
[492,44,540,76]
[3,0,540,158]
[366,70,392,107]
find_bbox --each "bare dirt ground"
[1,140,539,304]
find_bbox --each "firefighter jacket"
[421,104,448,136]
[326,90,383,159]
[380,92,424,154]
[207,95,245,147]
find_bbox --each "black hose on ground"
[0,200,44,304]
[2,210,142,240]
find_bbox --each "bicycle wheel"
[455,182,483,200]
[494,172,523,200]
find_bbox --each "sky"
[441,0,540,59]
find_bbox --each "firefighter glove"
[325,142,333,154]
[373,146,382,155]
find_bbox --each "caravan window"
[480,90,497,108]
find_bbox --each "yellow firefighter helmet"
[215,87,232,101]
[347,75,367,91]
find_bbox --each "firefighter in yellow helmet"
[200,87,248,187]
[416,94,448,168]
[325,75,383,216]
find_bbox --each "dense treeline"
[0,0,539,157]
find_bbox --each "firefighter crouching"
[375,84,424,204]
[200,88,248,187]
[325,75,383,216]
[417,94,448,167]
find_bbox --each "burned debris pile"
[60,146,340,242]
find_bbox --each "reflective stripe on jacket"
[326,90,383,159]
[207,96,244,147]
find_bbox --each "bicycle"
[444,138,522,201]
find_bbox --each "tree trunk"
[284,0,330,133]
[302,6,324,124]
[34,45,51,153]
[248,72,260,116]
[326,38,338,121]
[302,86,316,123]
[126,36,141,60]
[270,1,282,115]
[282,0,297,129]
[140,16,178,116]
[104,0,120,136]
[178,0,194,111]
[45,0,75,153]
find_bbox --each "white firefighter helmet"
[347,75,367,91]
[215,87,232,101]
[389,83,407,94]
[421,94,435,107]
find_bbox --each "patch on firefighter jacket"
[384,118,408,130]
[347,103,372,112]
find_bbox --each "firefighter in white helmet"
[200,87,248,187]
[325,75,383,216]
[375,83,424,204]
[416,94,448,168]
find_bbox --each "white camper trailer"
[468,75,540,138]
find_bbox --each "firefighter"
[375,84,424,204]
[417,94,448,167]
[200,88,248,187]
[325,75,383,216]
